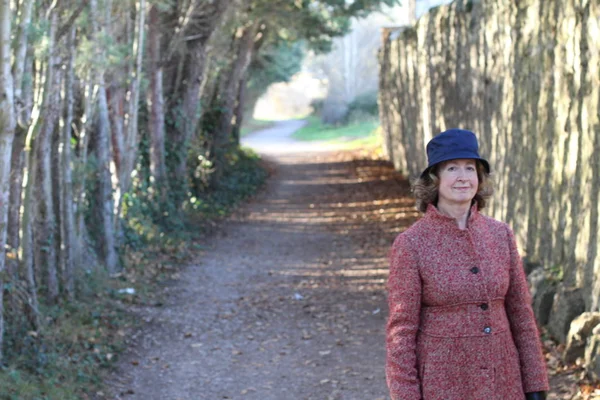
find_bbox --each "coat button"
[470,266,479,274]
[483,326,492,334]
[480,303,489,310]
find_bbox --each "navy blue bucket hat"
[421,128,490,178]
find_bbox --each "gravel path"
[107,121,413,400]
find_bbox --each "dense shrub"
[346,91,378,122]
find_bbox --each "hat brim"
[420,156,490,178]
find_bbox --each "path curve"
[241,119,345,155]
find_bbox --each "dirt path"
[105,121,415,400]
[107,121,584,400]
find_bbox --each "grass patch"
[291,116,379,142]
[330,130,382,149]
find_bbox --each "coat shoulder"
[478,214,511,235]
[392,217,430,249]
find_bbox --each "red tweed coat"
[386,204,549,400]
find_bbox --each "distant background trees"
[253,0,453,125]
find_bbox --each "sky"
[379,0,455,26]
[416,0,454,17]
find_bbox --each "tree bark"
[12,0,33,125]
[73,77,96,271]
[6,37,34,282]
[167,0,232,185]
[59,26,76,299]
[213,21,259,181]
[231,72,248,147]
[0,0,16,364]
[13,44,38,334]
[18,55,44,337]
[34,15,60,303]
[147,5,167,195]
[119,0,145,197]
[90,0,119,274]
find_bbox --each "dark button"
[483,326,492,334]
[480,303,489,310]
[470,266,479,274]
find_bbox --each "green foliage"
[1,270,129,400]
[346,91,379,122]
[546,263,564,283]
[246,40,305,106]
[250,0,400,53]
[185,148,268,218]
[121,124,186,249]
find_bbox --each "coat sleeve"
[504,225,550,393]
[386,233,422,400]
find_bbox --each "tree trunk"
[0,0,16,364]
[173,45,209,179]
[12,0,33,120]
[96,86,120,274]
[119,0,145,197]
[109,84,125,224]
[34,15,60,303]
[18,59,45,337]
[91,0,119,274]
[9,48,34,279]
[59,26,76,299]
[147,5,167,196]
[167,0,232,185]
[213,21,259,181]
[231,72,248,147]
[74,77,95,269]
[13,46,38,333]
[7,128,26,281]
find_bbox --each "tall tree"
[7,0,35,290]
[90,0,119,274]
[34,14,60,303]
[59,26,76,299]
[163,0,233,196]
[119,0,146,197]
[212,20,260,175]
[147,4,168,196]
[0,0,16,364]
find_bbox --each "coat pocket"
[419,336,452,400]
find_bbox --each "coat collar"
[424,202,481,230]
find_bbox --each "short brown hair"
[412,160,494,213]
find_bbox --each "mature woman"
[385,129,549,400]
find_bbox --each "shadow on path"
[107,147,418,400]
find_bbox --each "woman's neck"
[436,201,471,229]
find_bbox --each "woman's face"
[436,159,479,208]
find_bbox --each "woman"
[385,129,549,400]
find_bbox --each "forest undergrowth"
[0,150,268,400]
